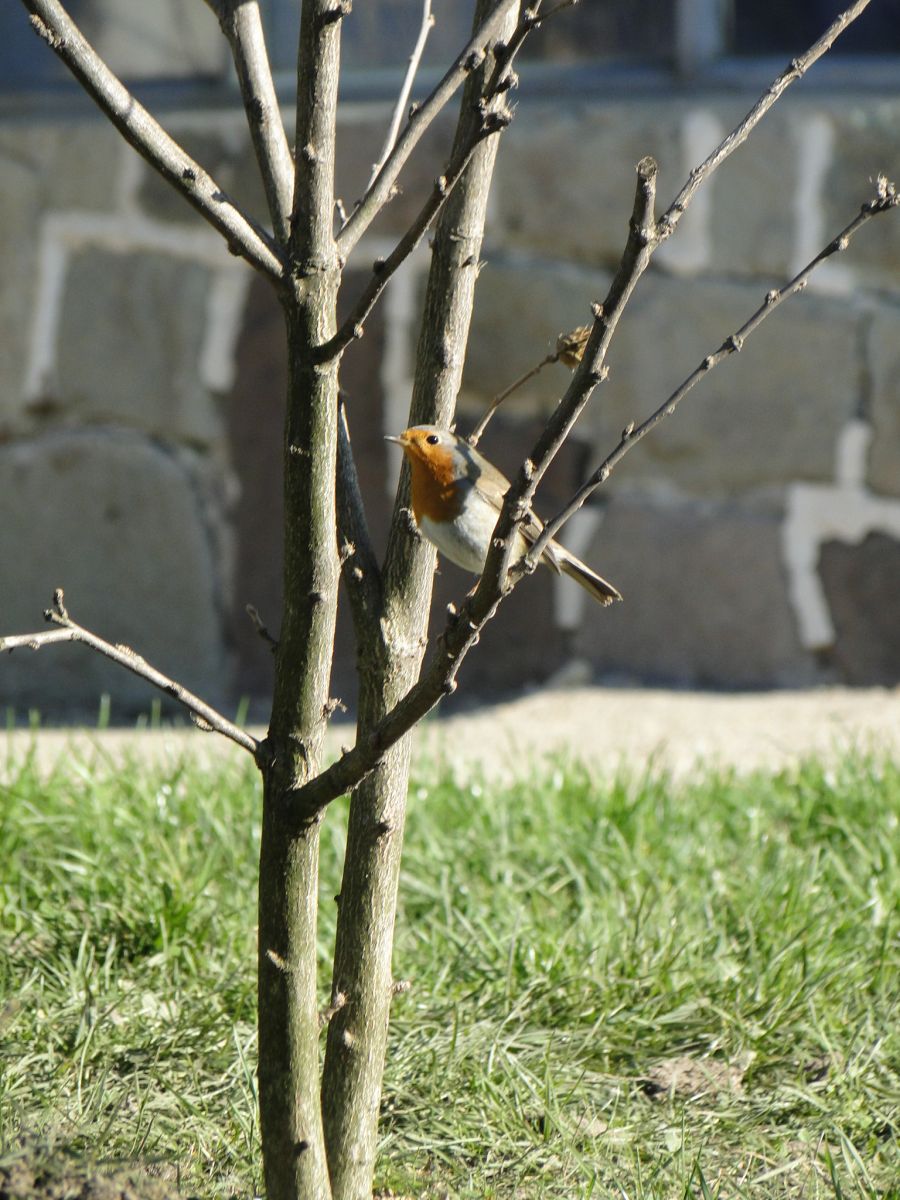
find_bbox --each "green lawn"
[0,740,897,1198]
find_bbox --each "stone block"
[707,105,799,279]
[460,258,612,415]
[493,97,686,270]
[0,117,124,214]
[335,110,456,243]
[867,306,900,498]
[0,119,124,422]
[223,268,399,716]
[0,144,41,423]
[0,431,229,715]
[819,532,900,685]
[55,248,221,444]
[573,496,819,687]
[823,99,900,286]
[583,273,860,495]
[83,0,226,80]
[137,119,267,227]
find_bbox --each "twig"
[4,589,260,756]
[318,990,347,1030]
[246,604,278,653]
[319,104,511,361]
[657,0,873,241]
[324,0,571,358]
[21,0,285,282]
[366,0,435,191]
[526,176,900,567]
[204,0,294,244]
[0,628,78,652]
[468,355,557,446]
[294,157,658,813]
[468,325,591,446]
[336,396,383,633]
[336,0,520,257]
[290,2,876,811]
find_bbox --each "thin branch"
[324,0,573,358]
[319,104,511,361]
[4,589,260,756]
[469,355,557,446]
[294,156,659,812]
[318,990,347,1030]
[289,0,345,268]
[468,325,590,446]
[21,0,285,282]
[0,628,78,652]
[336,396,383,632]
[366,0,436,191]
[246,604,278,653]
[490,154,659,516]
[658,0,873,241]
[335,0,520,257]
[526,176,900,567]
[205,0,294,244]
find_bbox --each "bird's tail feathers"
[556,549,622,607]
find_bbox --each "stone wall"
[1,84,899,720]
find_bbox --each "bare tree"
[4,1,896,1198]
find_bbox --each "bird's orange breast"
[406,445,465,524]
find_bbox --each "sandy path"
[3,686,898,782]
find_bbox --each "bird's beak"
[384,434,405,446]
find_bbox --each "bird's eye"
[425,433,440,445]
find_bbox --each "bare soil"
[4,686,898,783]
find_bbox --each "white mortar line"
[790,111,855,295]
[379,242,428,490]
[782,419,900,649]
[551,506,604,631]
[24,228,68,400]
[50,210,230,264]
[116,141,145,217]
[656,108,722,274]
[23,211,238,403]
[834,416,871,488]
[200,265,254,393]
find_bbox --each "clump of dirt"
[0,1142,184,1200]
[641,1054,749,1100]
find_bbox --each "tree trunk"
[257,1,343,1194]
[320,7,520,1198]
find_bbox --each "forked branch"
[526,175,900,564]
[320,103,512,360]
[297,161,900,813]
[324,0,573,359]
[293,155,658,811]
[366,0,436,190]
[658,0,874,240]
[336,0,520,255]
[1,590,260,756]
[468,325,591,446]
[204,0,294,243]
[20,0,285,281]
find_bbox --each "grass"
[0,739,897,1199]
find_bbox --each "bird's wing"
[465,447,555,560]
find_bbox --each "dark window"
[520,0,676,64]
[270,0,677,74]
[733,0,900,56]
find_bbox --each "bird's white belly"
[419,499,527,576]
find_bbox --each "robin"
[386,425,621,606]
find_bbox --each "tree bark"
[257,2,343,1197]
[320,6,520,1198]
